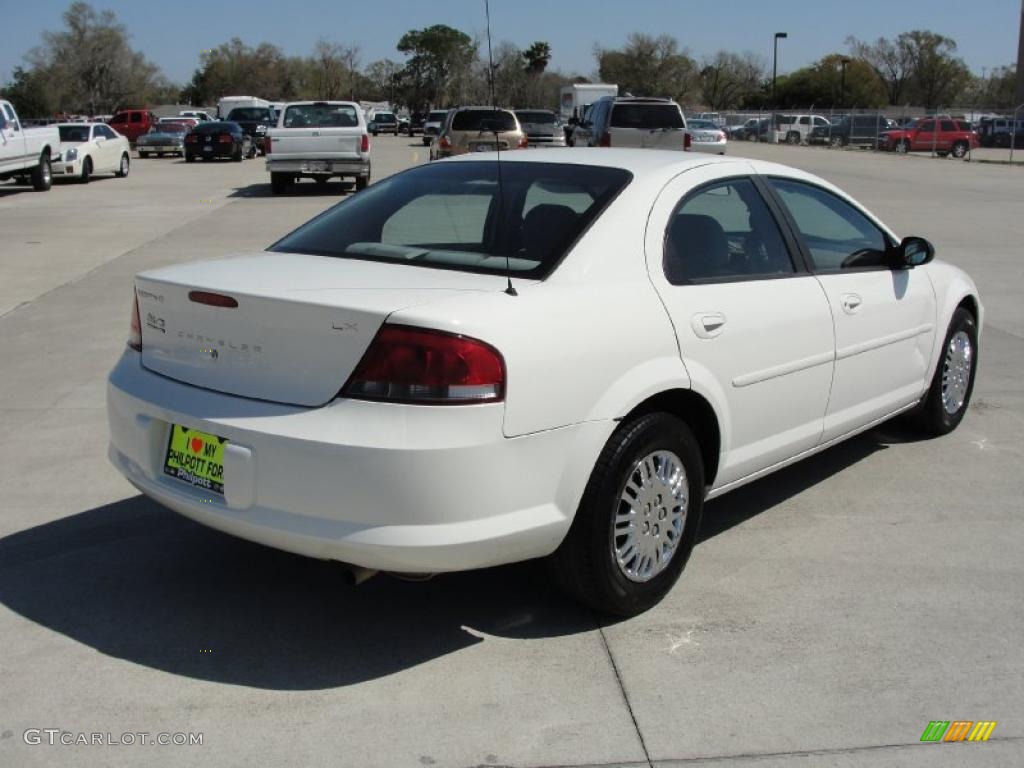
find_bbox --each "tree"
[899,30,971,109]
[773,54,887,109]
[595,34,699,103]
[26,2,169,114]
[311,39,360,100]
[181,38,293,104]
[522,41,552,75]
[700,51,763,109]
[1,66,59,118]
[396,24,477,108]
[365,59,401,102]
[974,65,1018,109]
[846,36,911,105]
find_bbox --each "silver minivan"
[572,97,689,150]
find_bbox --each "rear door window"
[610,104,683,129]
[130,113,142,123]
[451,110,516,131]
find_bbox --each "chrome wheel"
[942,330,973,415]
[612,450,688,583]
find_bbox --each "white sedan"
[107,150,981,616]
[52,122,131,182]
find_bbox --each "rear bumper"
[265,158,370,177]
[106,351,603,572]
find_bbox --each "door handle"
[691,312,727,339]
[841,293,862,314]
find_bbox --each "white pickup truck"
[0,100,59,191]
[265,101,371,195]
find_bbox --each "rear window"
[271,161,632,279]
[227,108,272,121]
[373,113,396,121]
[610,103,683,129]
[59,126,90,142]
[451,110,517,132]
[283,104,359,128]
[428,111,448,122]
[515,111,555,124]
[194,121,237,134]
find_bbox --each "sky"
[1,0,1020,86]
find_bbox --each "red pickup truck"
[107,108,158,143]
[879,118,979,158]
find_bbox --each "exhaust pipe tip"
[339,564,379,586]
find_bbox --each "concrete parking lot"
[1,136,1022,767]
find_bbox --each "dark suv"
[226,107,275,154]
[810,114,896,147]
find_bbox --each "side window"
[110,114,126,124]
[814,116,828,126]
[769,178,889,270]
[940,120,955,132]
[130,112,142,123]
[664,178,795,283]
[799,116,810,126]
[99,125,116,139]
[918,120,934,132]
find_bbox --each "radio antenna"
[485,0,516,296]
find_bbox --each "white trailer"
[559,84,618,121]
[216,96,271,120]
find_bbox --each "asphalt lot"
[1,136,1022,767]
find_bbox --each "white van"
[216,96,271,120]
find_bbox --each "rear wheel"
[355,175,369,191]
[786,130,800,145]
[139,151,149,158]
[548,413,704,617]
[895,140,910,154]
[270,172,289,194]
[185,153,195,163]
[951,141,968,158]
[232,147,243,162]
[831,136,846,148]
[912,307,978,436]
[115,153,129,178]
[31,153,52,191]
[79,157,92,184]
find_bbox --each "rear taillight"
[128,291,142,351]
[343,325,505,404]
[360,133,370,153]
[684,132,692,150]
[185,134,197,143]
[263,136,272,154]
[599,132,611,147]
[439,135,451,149]
[517,136,529,149]
[218,133,232,144]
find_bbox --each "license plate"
[474,144,497,152]
[203,146,212,152]
[163,424,226,495]
[306,161,330,171]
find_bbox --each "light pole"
[771,32,788,107]
[839,57,850,108]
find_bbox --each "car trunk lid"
[135,252,504,406]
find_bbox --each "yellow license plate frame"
[163,424,226,495]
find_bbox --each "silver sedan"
[687,119,728,155]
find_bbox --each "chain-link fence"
[685,105,1024,165]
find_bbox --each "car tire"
[115,153,130,178]
[951,141,968,158]
[79,157,92,184]
[548,412,704,617]
[786,131,800,145]
[911,307,978,436]
[31,153,52,191]
[355,175,368,191]
[895,140,909,154]
[232,147,243,162]
[270,172,289,195]
[139,151,149,158]
[185,153,195,163]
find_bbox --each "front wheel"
[912,307,978,436]
[895,140,909,154]
[115,153,130,178]
[79,157,92,184]
[548,413,704,617]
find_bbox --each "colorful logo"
[921,721,997,742]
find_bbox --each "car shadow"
[229,180,354,198]
[0,425,905,690]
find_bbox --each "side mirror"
[897,236,934,268]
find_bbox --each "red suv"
[107,109,158,143]
[880,118,979,158]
